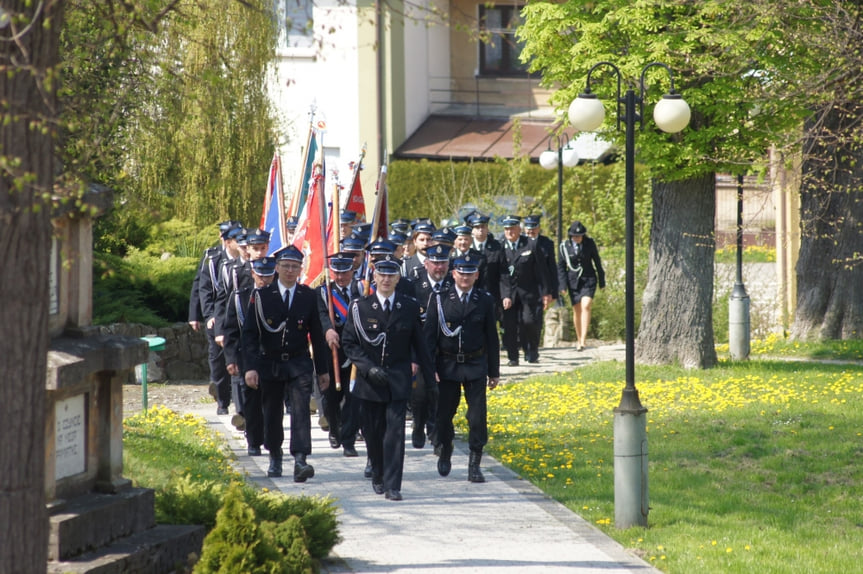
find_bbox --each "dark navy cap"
[340,210,357,224]
[218,219,242,234]
[568,221,587,236]
[328,253,355,272]
[501,215,522,228]
[341,236,366,253]
[225,226,245,240]
[286,216,299,231]
[274,245,304,262]
[452,254,480,274]
[373,254,402,275]
[467,213,490,227]
[431,228,456,245]
[453,224,472,236]
[523,214,541,229]
[368,238,397,256]
[390,218,410,234]
[388,231,407,245]
[351,223,373,241]
[219,220,243,239]
[235,228,250,245]
[246,228,271,245]
[412,220,436,235]
[426,244,452,262]
[251,256,277,276]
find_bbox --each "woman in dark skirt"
[557,221,605,351]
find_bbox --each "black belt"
[440,348,485,363]
[262,350,310,361]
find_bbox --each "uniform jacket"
[499,235,551,303]
[473,237,503,300]
[557,236,605,291]
[215,258,251,337]
[316,280,362,369]
[187,250,209,322]
[223,284,253,369]
[424,286,500,383]
[535,234,559,296]
[241,281,329,381]
[197,246,225,320]
[412,268,453,321]
[341,293,435,403]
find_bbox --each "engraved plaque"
[55,394,87,479]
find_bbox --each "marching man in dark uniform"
[425,254,500,482]
[242,245,329,481]
[410,243,453,450]
[317,252,363,457]
[499,215,552,365]
[223,255,276,456]
[341,255,436,501]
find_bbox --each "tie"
[509,241,516,251]
[383,298,391,319]
[461,292,468,306]
[433,283,440,293]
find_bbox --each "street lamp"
[568,61,690,529]
[539,135,579,249]
[729,174,750,359]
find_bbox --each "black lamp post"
[568,61,690,528]
[729,174,750,359]
[539,135,579,250]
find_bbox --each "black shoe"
[267,450,283,477]
[363,458,373,479]
[329,429,341,449]
[506,360,519,367]
[384,489,403,501]
[527,358,539,364]
[247,446,262,456]
[372,480,385,495]
[216,406,229,415]
[468,451,486,483]
[293,460,315,483]
[343,445,358,457]
[411,427,426,449]
[438,443,453,477]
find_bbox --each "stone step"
[49,488,156,561]
[47,524,205,574]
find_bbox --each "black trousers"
[361,398,408,492]
[206,326,230,408]
[242,383,264,449]
[436,377,488,453]
[410,370,438,444]
[502,298,542,362]
[323,365,361,447]
[260,370,314,456]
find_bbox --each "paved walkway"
[190,343,661,573]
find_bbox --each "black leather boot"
[267,448,283,478]
[437,443,453,477]
[293,453,315,483]
[468,451,485,483]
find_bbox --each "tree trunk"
[636,173,718,368]
[0,2,63,572]
[792,102,863,340]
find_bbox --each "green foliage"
[144,218,220,259]
[517,1,819,181]
[93,249,198,325]
[125,407,341,570]
[195,484,288,574]
[61,0,278,243]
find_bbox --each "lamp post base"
[613,407,649,528]
[729,284,750,360]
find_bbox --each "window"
[478,5,532,77]
[274,0,314,50]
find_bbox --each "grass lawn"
[467,342,863,573]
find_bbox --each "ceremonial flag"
[344,162,366,222]
[261,154,287,255]
[287,124,318,218]
[293,163,326,285]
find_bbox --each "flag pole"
[324,170,342,391]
